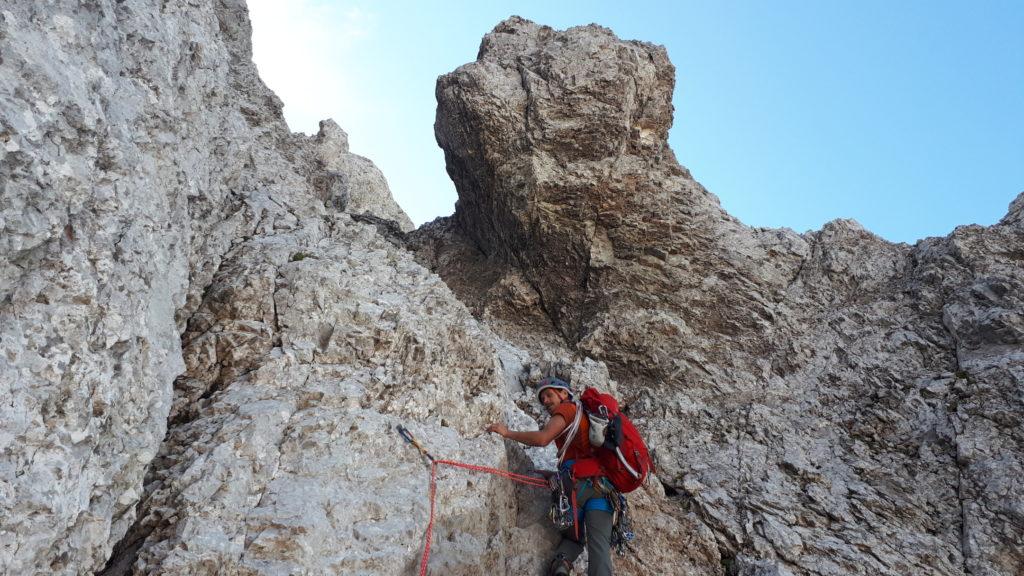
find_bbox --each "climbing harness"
[396,424,549,576]
[552,461,636,555]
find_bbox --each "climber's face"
[540,388,569,413]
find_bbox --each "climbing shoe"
[548,554,572,576]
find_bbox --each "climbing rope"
[418,459,548,576]
[396,425,549,576]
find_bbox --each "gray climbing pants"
[552,480,614,576]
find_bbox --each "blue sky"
[248,1,1023,243]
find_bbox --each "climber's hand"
[486,423,509,437]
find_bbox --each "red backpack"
[571,388,653,493]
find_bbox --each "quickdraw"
[610,492,636,556]
[549,469,575,532]
[396,424,435,462]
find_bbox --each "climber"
[485,377,615,576]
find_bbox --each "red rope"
[417,458,548,576]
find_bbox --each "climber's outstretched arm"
[485,414,567,447]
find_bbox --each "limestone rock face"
[0,1,266,571]
[113,213,522,575]
[1,1,438,574]
[3,4,1021,576]
[420,16,1024,576]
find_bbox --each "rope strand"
[417,458,548,576]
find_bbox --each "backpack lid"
[580,387,619,414]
